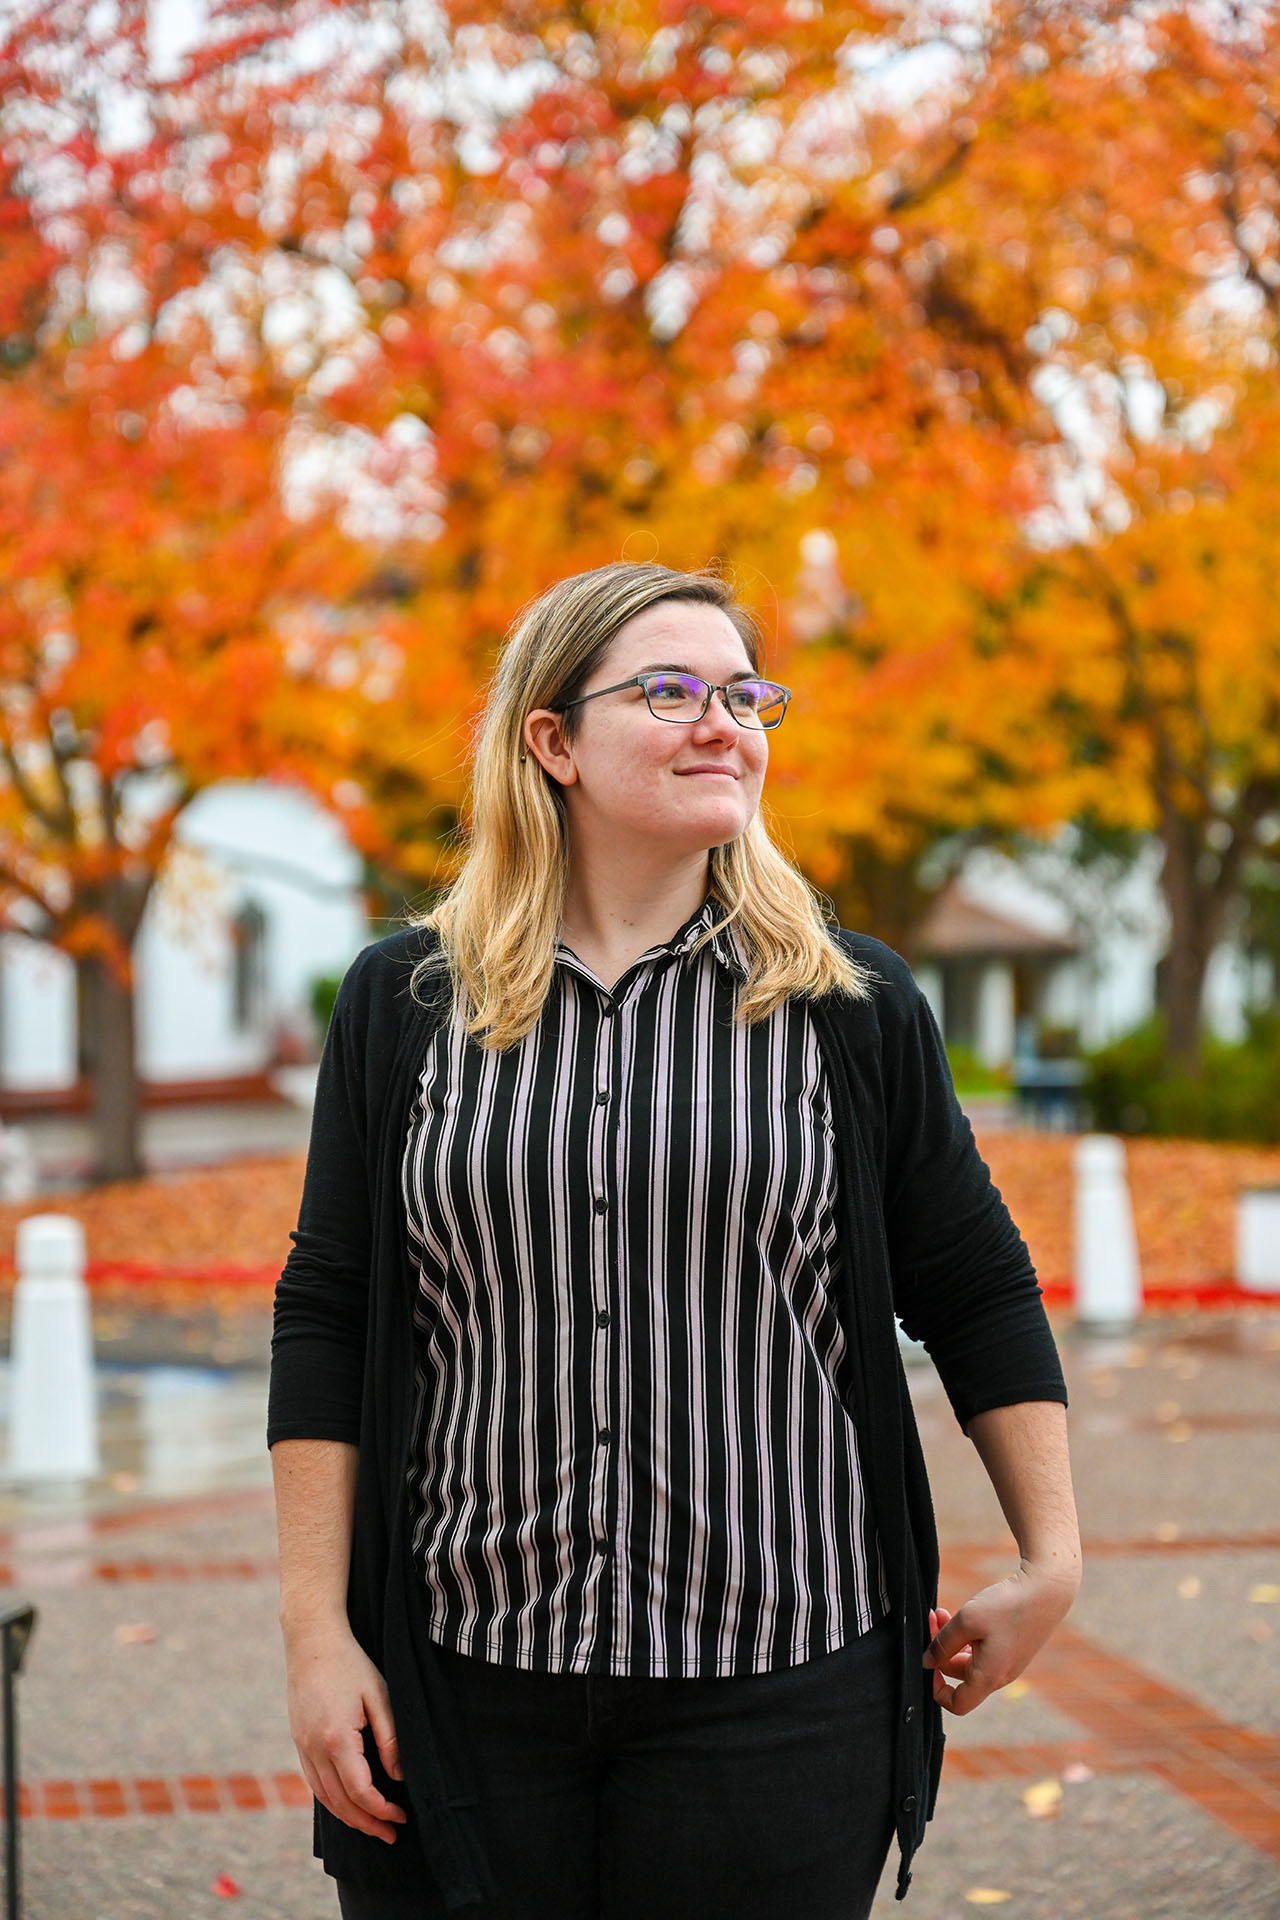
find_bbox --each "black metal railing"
[0,1603,36,1920]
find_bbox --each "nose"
[690,689,741,744]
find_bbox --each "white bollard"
[1236,1187,1280,1294]
[1073,1134,1143,1329]
[8,1214,99,1481]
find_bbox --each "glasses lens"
[644,673,709,721]
[726,681,789,729]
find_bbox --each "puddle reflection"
[0,1363,270,1508]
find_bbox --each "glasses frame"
[557,671,792,731]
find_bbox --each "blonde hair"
[412,561,874,1044]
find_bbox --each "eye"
[647,673,703,704]
[733,680,786,719]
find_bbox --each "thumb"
[923,1605,953,1666]
[925,1607,969,1669]
[365,1680,403,1782]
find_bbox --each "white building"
[915,840,1261,1069]
[0,787,1264,1106]
[0,781,369,1104]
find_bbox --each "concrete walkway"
[1,1309,1277,1919]
[14,1100,314,1191]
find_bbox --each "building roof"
[915,884,1081,959]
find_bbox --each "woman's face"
[528,601,770,861]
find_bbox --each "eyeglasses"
[559,672,792,731]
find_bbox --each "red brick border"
[940,1549,1280,1864]
[8,1517,1277,1870]
[19,1772,311,1818]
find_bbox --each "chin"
[673,806,751,849]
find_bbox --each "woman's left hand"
[923,1562,1078,1716]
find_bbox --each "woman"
[269,560,1081,1920]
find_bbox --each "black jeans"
[336,1618,897,1920]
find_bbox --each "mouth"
[675,767,739,779]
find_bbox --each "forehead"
[602,600,754,673]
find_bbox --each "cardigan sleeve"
[880,966,1067,1431]
[266,955,375,1449]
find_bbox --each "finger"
[305,1748,398,1842]
[314,1723,406,1832]
[925,1609,979,1668]
[365,1683,404,1783]
[312,1755,403,1844]
[935,1670,997,1717]
[931,1644,974,1683]
[331,1739,407,1828]
[932,1668,960,1708]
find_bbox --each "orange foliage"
[5,0,1280,1070]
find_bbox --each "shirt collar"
[555,895,749,984]
[669,895,749,981]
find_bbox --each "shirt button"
[597,1428,611,1446]
[594,1197,607,1214]
[595,1537,610,1554]
[595,1089,608,1105]
[596,1310,610,1328]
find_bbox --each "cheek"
[743,741,769,789]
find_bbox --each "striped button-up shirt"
[401,898,885,1677]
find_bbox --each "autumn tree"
[913,2,1280,1064]
[0,8,402,1180]
[188,0,1074,941]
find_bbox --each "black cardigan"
[268,924,1067,1906]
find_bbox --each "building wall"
[0,938,76,1090]
[3,781,370,1093]
[5,799,1269,1091]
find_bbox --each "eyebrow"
[637,661,758,682]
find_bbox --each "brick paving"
[2,1311,1278,1918]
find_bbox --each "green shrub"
[946,1045,1011,1095]
[308,969,346,1037]
[1083,1013,1280,1142]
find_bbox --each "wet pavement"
[1,1307,1277,1920]
[13,1100,314,1192]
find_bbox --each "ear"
[524,709,578,787]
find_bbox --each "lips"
[675,766,739,778]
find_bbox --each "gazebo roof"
[915,884,1080,959]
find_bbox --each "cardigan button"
[901,1795,917,1814]
[902,1705,914,1724]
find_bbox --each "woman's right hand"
[284,1623,407,1843]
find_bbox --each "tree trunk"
[826,833,944,956]
[82,953,143,1184]
[1158,815,1220,1073]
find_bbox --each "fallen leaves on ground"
[1020,1778,1063,1820]
[113,1623,156,1646]
[978,1135,1280,1288]
[0,1133,1276,1300]
[210,1873,241,1899]
[0,1155,305,1286]
[964,1894,1012,1907]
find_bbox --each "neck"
[558,840,713,988]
